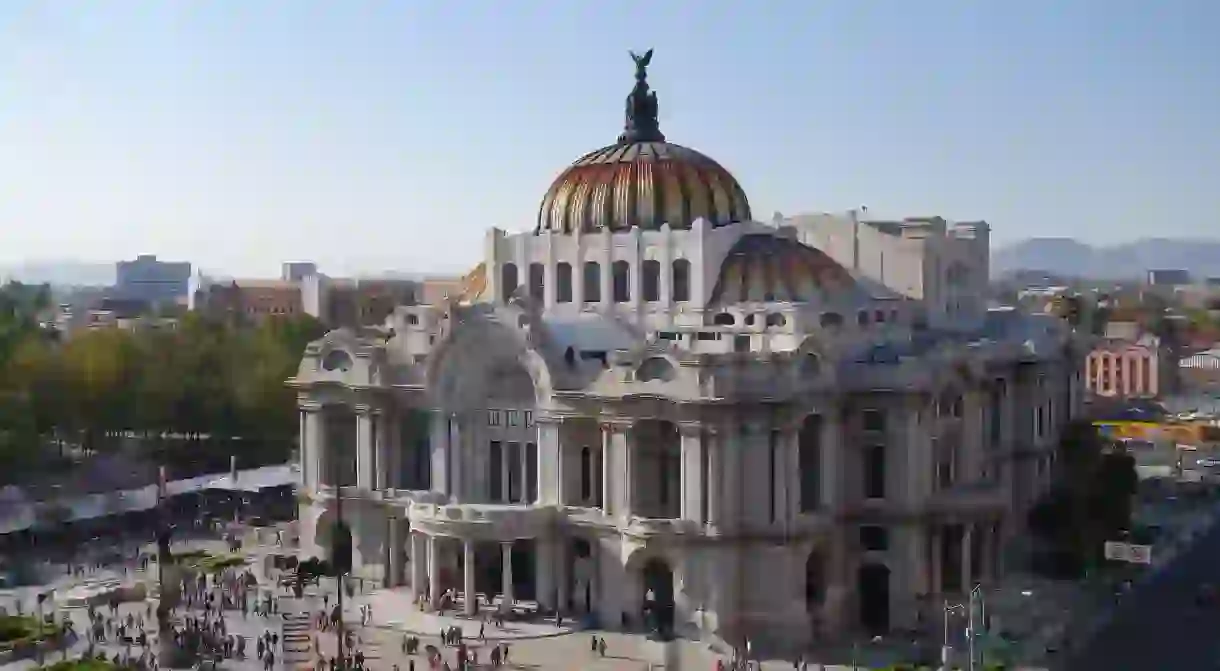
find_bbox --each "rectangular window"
[672,259,691,302]
[583,262,601,303]
[798,416,821,512]
[734,335,751,353]
[642,259,661,302]
[528,263,544,302]
[524,411,534,427]
[612,260,630,302]
[507,410,520,427]
[526,442,538,503]
[864,444,886,499]
[488,410,501,426]
[860,525,889,551]
[489,441,503,502]
[507,442,522,503]
[556,262,573,303]
[862,409,886,433]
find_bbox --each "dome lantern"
[536,50,752,235]
[617,49,665,145]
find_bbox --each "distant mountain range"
[992,239,1220,280]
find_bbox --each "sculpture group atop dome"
[619,49,665,144]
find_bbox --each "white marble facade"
[289,58,1087,654]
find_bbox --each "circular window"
[321,349,354,372]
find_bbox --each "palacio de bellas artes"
[289,50,1087,653]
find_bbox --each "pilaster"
[538,416,563,505]
[301,403,324,491]
[355,406,374,490]
[430,412,450,497]
[819,404,842,511]
[678,422,705,524]
[411,532,428,599]
[705,423,722,529]
[463,540,477,615]
[501,542,515,611]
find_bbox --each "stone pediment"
[293,328,388,387]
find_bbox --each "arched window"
[555,262,573,303]
[712,312,735,326]
[500,263,519,303]
[583,262,601,303]
[820,312,843,327]
[612,261,630,302]
[766,313,787,327]
[672,259,691,302]
[529,263,545,302]
[642,260,661,302]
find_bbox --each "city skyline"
[2,1,1218,277]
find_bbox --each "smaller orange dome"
[710,235,856,304]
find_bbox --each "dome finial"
[618,49,665,144]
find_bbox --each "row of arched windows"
[500,259,692,305]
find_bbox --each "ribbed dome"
[535,49,752,235]
[536,141,752,235]
[709,234,856,304]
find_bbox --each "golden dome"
[710,234,856,304]
[535,50,752,235]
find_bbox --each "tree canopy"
[1028,419,1138,578]
[0,282,325,483]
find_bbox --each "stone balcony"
[407,502,558,540]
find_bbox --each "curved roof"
[536,141,751,235]
[709,234,856,304]
[535,50,751,235]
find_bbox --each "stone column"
[427,535,441,607]
[930,526,943,595]
[356,406,374,490]
[705,426,721,528]
[620,423,635,518]
[430,412,450,497]
[298,410,309,489]
[449,415,464,499]
[961,523,974,595]
[720,420,742,531]
[536,538,556,610]
[303,406,324,490]
[600,423,614,516]
[556,541,570,614]
[538,417,562,505]
[501,542,515,611]
[786,420,802,518]
[411,532,428,599]
[463,540,477,615]
[775,425,794,527]
[679,423,704,524]
[385,517,401,587]
[375,412,391,491]
[820,408,841,511]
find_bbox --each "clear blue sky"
[1,1,1217,277]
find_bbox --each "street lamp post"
[968,583,986,671]
[335,483,347,670]
[943,600,966,671]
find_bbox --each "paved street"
[1063,514,1220,670]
